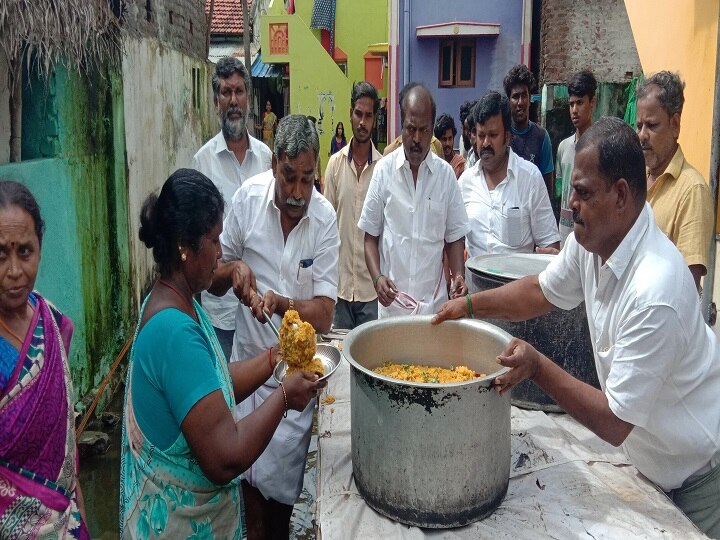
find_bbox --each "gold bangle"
[279,382,288,418]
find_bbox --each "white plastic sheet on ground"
[315,358,707,539]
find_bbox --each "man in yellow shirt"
[636,71,714,291]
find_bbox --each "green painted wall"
[263,0,387,173]
[0,64,133,401]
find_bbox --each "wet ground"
[79,389,319,539]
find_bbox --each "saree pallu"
[120,299,243,539]
[0,293,89,539]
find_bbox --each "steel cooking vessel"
[466,253,599,411]
[342,316,512,528]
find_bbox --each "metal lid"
[466,253,556,280]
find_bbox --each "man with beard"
[636,71,713,291]
[209,114,339,539]
[458,91,559,258]
[434,113,466,179]
[434,118,720,538]
[557,70,597,246]
[323,81,383,329]
[504,64,554,197]
[359,82,469,318]
[193,57,272,359]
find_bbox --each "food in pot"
[280,309,324,377]
[373,362,484,383]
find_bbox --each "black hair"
[503,64,535,97]
[466,103,478,131]
[351,81,380,114]
[139,169,224,277]
[637,71,685,117]
[568,69,597,99]
[212,57,250,99]
[576,117,646,201]
[473,91,512,133]
[0,180,45,245]
[459,100,475,125]
[433,113,457,139]
[399,82,436,128]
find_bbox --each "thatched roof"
[0,0,123,93]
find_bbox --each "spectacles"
[403,124,431,137]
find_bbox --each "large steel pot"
[466,253,599,412]
[342,316,512,528]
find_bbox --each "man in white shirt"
[459,91,559,258]
[208,115,339,539]
[324,81,383,329]
[359,83,469,318]
[434,117,720,538]
[193,57,272,360]
[557,70,596,246]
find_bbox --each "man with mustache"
[636,71,714,291]
[435,117,720,538]
[209,115,339,539]
[434,113,466,179]
[504,64,554,199]
[557,70,597,246]
[458,91,559,258]
[193,57,272,359]
[359,82,469,318]
[323,81,383,329]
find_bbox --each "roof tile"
[205,0,254,35]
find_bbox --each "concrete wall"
[0,39,215,402]
[122,36,217,305]
[0,53,9,164]
[0,65,133,400]
[393,0,526,136]
[540,0,641,84]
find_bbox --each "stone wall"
[540,0,642,85]
[123,0,209,60]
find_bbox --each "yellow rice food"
[373,362,484,383]
[280,309,325,377]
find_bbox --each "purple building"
[388,0,532,141]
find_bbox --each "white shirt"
[459,148,560,258]
[193,131,272,330]
[539,204,720,491]
[358,147,469,318]
[220,169,339,504]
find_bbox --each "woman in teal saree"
[120,169,324,539]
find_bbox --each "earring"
[181,252,187,262]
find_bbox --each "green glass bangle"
[373,273,384,288]
[465,293,474,319]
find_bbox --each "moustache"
[480,147,494,157]
[286,197,306,208]
[641,145,652,152]
[226,106,244,117]
[572,210,584,225]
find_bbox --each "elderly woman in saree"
[120,169,325,539]
[0,180,88,538]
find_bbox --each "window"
[438,39,475,88]
[192,67,202,111]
